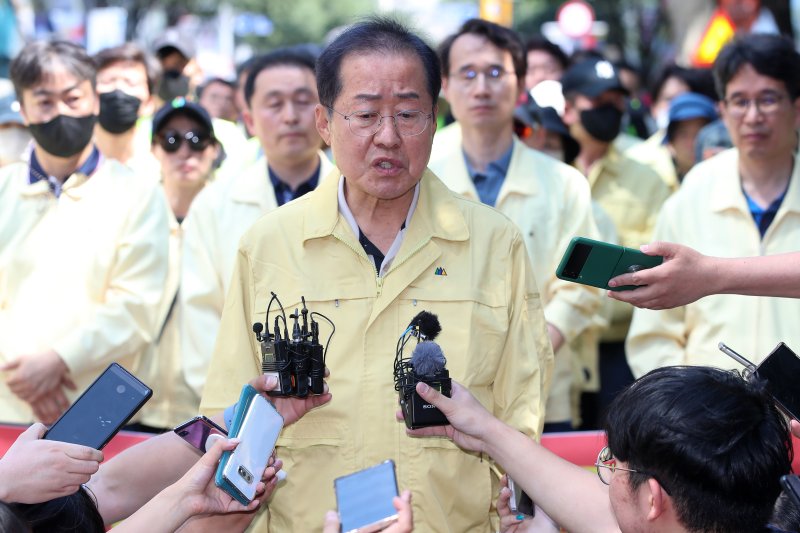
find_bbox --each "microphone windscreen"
[409,341,446,376]
[410,311,441,340]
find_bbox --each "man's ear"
[242,108,256,138]
[315,104,332,146]
[645,478,668,522]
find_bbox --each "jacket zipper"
[333,232,382,296]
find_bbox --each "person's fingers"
[62,375,77,391]
[307,392,332,410]
[323,510,340,533]
[323,366,330,378]
[19,422,47,440]
[201,437,239,467]
[393,490,413,529]
[414,382,447,408]
[0,359,20,372]
[791,419,800,439]
[500,474,509,488]
[65,456,102,476]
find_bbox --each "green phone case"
[556,236,663,291]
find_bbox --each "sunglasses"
[157,130,213,153]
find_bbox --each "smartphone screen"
[756,343,800,420]
[44,363,152,449]
[335,460,398,533]
[174,416,228,453]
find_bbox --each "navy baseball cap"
[561,58,628,98]
[665,92,718,142]
[152,98,216,140]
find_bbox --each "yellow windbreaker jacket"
[626,148,800,377]
[429,131,601,423]
[0,158,168,422]
[200,168,553,532]
[180,153,334,397]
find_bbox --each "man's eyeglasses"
[157,130,213,153]
[452,66,513,85]
[327,108,432,137]
[724,92,786,118]
[594,446,670,494]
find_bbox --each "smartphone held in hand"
[43,363,151,450]
[335,460,399,533]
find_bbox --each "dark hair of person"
[316,17,441,110]
[650,64,717,104]
[0,501,30,533]
[9,40,96,100]
[94,42,162,96]
[197,77,236,99]
[771,490,800,532]
[439,18,526,82]
[10,487,105,533]
[244,48,317,108]
[713,33,800,101]
[604,366,792,533]
[524,37,568,70]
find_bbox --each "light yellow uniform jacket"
[625,130,679,192]
[429,131,601,423]
[200,168,553,532]
[136,205,199,428]
[181,153,333,397]
[626,148,800,377]
[0,158,168,422]
[587,145,672,340]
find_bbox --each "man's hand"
[248,373,332,426]
[3,350,72,402]
[402,381,496,454]
[30,385,71,424]
[607,242,714,310]
[322,490,413,533]
[0,423,103,504]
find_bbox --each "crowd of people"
[0,10,799,533]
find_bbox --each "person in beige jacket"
[0,40,168,424]
[132,100,221,431]
[430,19,600,431]
[626,34,800,377]
[180,49,333,397]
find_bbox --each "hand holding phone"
[174,416,228,453]
[556,236,663,291]
[334,460,399,533]
[215,385,284,505]
[43,363,152,450]
[507,476,535,518]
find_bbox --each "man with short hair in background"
[0,40,168,424]
[430,18,600,432]
[181,49,334,398]
[627,33,800,377]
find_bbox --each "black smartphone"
[174,415,228,453]
[719,342,800,420]
[508,477,535,517]
[781,475,800,508]
[334,460,399,533]
[44,363,152,450]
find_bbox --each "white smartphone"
[216,393,283,504]
[334,460,399,533]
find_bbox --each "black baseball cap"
[152,98,216,140]
[560,58,628,98]
[153,35,195,61]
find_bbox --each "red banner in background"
[1,424,798,472]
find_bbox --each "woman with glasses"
[129,99,220,434]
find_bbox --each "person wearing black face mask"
[153,38,195,107]
[0,40,169,426]
[93,43,162,177]
[560,57,672,430]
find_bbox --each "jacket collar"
[230,151,332,210]
[709,148,800,215]
[302,167,470,245]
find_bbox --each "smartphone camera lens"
[178,430,189,437]
[116,385,126,394]
[238,465,254,483]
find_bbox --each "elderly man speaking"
[199,18,553,532]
